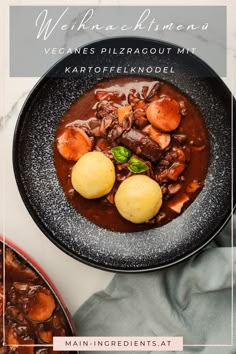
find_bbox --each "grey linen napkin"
[73,216,236,354]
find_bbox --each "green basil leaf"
[111,146,132,163]
[128,157,149,174]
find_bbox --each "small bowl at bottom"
[0,235,78,354]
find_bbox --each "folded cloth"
[74,215,236,354]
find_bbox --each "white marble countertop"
[0,0,235,320]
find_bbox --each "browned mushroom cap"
[27,290,56,322]
[146,97,181,132]
[57,126,92,161]
[39,330,53,343]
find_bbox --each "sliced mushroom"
[143,125,171,150]
[128,89,141,105]
[168,183,182,194]
[118,105,132,124]
[145,82,161,100]
[96,101,118,119]
[186,180,202,193]
[100,115,114,132]
[168,193,190,213]
[57,126,92,161]
[172,134,187,144]
[95,90,123,102]
[156,161,186,183]
[167,162,186,181]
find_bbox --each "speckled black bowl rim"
[13,37,236,273]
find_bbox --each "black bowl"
[13,37,235,272]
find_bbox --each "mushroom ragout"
[54,77,209,232]
[0,243,72,353]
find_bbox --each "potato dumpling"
[115,175,162,224]
[71,151,115,199]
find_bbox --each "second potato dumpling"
[71,151,115,199]
[115,175,163,224]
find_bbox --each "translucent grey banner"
[10,6,226,77]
